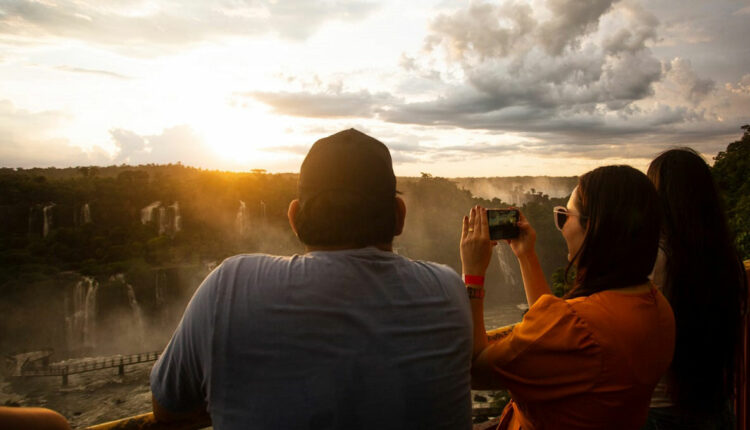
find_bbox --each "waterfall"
[142,201,179,235]
[43,203,55,237]
[83,278,98,348]
[170,202,181,233]
[236,200,248,236]
[81,203,92,224]
[158,207,167,235]
[495,244,520,288]
[124,281,146,345]
[65,276,99,352]
[140,201,161,224]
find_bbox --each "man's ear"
[288,199,300,237]
[394,196,406,237]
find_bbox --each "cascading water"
[140,201,161,224]
[123,278,146,346]
[43,203,55,237]
[236,200,248,236]
[170,202,181,233]
[110,274,146,347]
[158,207,167,235]
[81,203,92,224]
[65,276,99,352]
[495,244,520,289]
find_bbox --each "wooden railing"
[83,406,505,430]
[84,413,210,430]
[17,352,160,386]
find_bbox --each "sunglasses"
[553,206,587,231]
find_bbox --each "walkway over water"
[14,351,160,386]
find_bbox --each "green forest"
[0,124,748,303]
[0,164,571,306]
[712,125,750,260]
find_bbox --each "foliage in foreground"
[712,125,750,260]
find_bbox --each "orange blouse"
[474,288,675,430]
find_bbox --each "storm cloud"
[244,0,749,160]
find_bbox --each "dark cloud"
[649,0,750,84]
[382,0,747,159]
[241,0,747,162]
[237,90,397,118]
[0,0,378,55]
[423,0,663,110]
[378,94,703,140]
[661,58,716,105]
[538,0,619,55]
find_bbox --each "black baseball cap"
[299,129,396,206]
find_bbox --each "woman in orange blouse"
[461,165,676,430]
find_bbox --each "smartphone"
[487,209,520,240]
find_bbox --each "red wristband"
[463,274,485,286]
[467,287,485,299]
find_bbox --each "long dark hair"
[564,165,661,299]
[648,148,747,415]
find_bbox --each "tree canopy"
[712,125,750,259]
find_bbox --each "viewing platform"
[10,352,160,386]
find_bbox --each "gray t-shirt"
[151,247,473,430]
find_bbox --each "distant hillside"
[1,166,578,205]
[452,176,579,205]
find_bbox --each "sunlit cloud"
[0,99,110,167]
[0,0,379,55]
[0,0,748,175]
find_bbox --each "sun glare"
[198,105,292,166]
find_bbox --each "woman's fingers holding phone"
[460,206,494,276]
[508,209,537,259]
[479,206,491,239]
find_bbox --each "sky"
[0,0,748,177]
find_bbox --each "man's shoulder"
[203,254,296,292]
[408,259,462,282]
[218,253,294,272]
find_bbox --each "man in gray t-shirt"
[150,129,472,429]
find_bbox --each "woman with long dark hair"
[461,165,675,429]
[644,148,747,429]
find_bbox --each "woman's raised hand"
[507,211,536,259]
[460,206,497,276]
